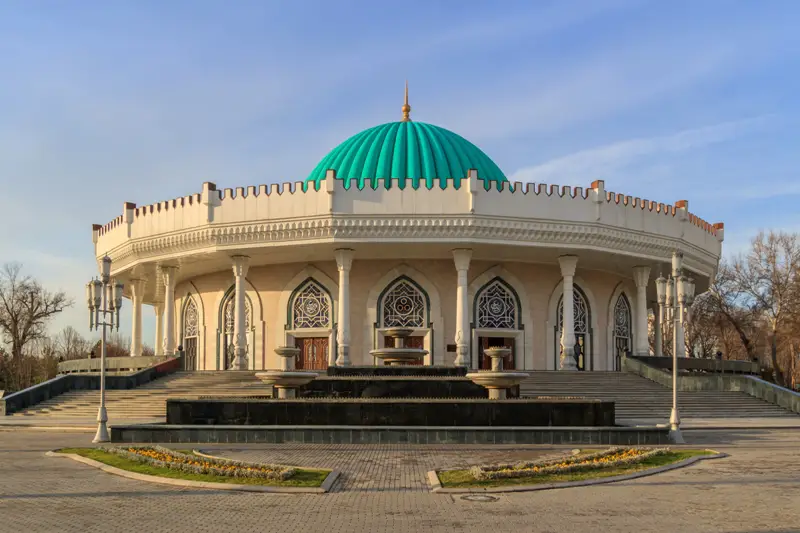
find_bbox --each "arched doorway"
[220,291,253,370]
[613,293,632,371]
[376,276,430,365]
[555,285,593,370]
[473,277,521,369]
[288,278,333,370]
[181,297,199,370]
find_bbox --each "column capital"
[335,248,355,271]
[129,278,146,294]
[158,265,178,285]
[231,255,250,278]
[452,249,473,271]
[632,265,651,288]
[558,255,578,277]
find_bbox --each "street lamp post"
[654,251,695,444]
[86,256,123,443]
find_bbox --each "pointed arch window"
[222,292,252,370]
[557,288,589,334]
[291,279,332,329]
[183,298,199,338]
[379,277,427,328]
[182,297,199,370]
[613,293,632,368]
[475,278,519,329]
[556,285,592,370]
[614,294,632,341]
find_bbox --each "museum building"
[91,92,724,373]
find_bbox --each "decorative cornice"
[101,214,719,276]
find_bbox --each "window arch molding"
[277,266,339,368]
[473,277,521,330]
[287,277,335,330]
[212,278,264,371]
[467,265,533,370]
[606,281,639,371]
[179,282,206,370]
[545,275,600,371]
[377,275,430,329]
[217,285,254,371]
[364,264,443,366]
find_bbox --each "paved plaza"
[1,428,799,533]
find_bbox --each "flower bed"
[470,447,670,481]
[109,446,295,481]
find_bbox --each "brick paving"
[205,444,563,492]
[1,428,799,532]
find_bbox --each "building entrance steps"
[521,371,798,420]
[7,371,264,422]
[6,370,798,426]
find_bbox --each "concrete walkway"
[2,427,800,532]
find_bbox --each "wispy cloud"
[509,115,774,185]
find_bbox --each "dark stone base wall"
[110,424,670,445]
[326,366,468,377]
[297,378,520,399]
[166,399,614,427]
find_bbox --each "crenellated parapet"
[93,170,723,278]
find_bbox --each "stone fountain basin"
[465,371,528,389]
[369,348,428,364]
[255,371,319,388]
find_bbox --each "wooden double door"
[479,337,515,370]
[383,335,424,365]
[295,337,329,370]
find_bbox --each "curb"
[0,425,95,432]
[46,450,339,494]
[428,450,728,493]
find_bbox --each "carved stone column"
[159,266,178,356]
[154,302,164,356]
[334,249,354,366]
[231,256,250,370]
[452,249,473,367]
[558,255,578,370]
[633,266,651,356]
[129,279,146,357]
[654,303,663,357]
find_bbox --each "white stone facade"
[92,171,723,371]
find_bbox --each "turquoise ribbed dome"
[306,121,507,190]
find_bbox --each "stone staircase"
[7,370,797,425]
[521,371,797,420]
[9,371,265,422]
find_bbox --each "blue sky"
[1,0,798,348]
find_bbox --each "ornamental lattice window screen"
[476,279,518,329]
[183,298,199,338]
[223,297,252,334]
[292,280,331,329]
[614,294,632,341]
[557,287,590,334]
[182,297,199,371]
[222,294,252,370]
[380,279,426,328]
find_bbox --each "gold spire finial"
[401,80,411,122]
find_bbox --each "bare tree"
[684,293,719,358]
[729,232,800,386]
[90,331,131,358]
[55,326,90,360]
[0,263,73,359]
[707,259,762,361]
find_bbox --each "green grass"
[56,448,330,487]
[437,449,714,488]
